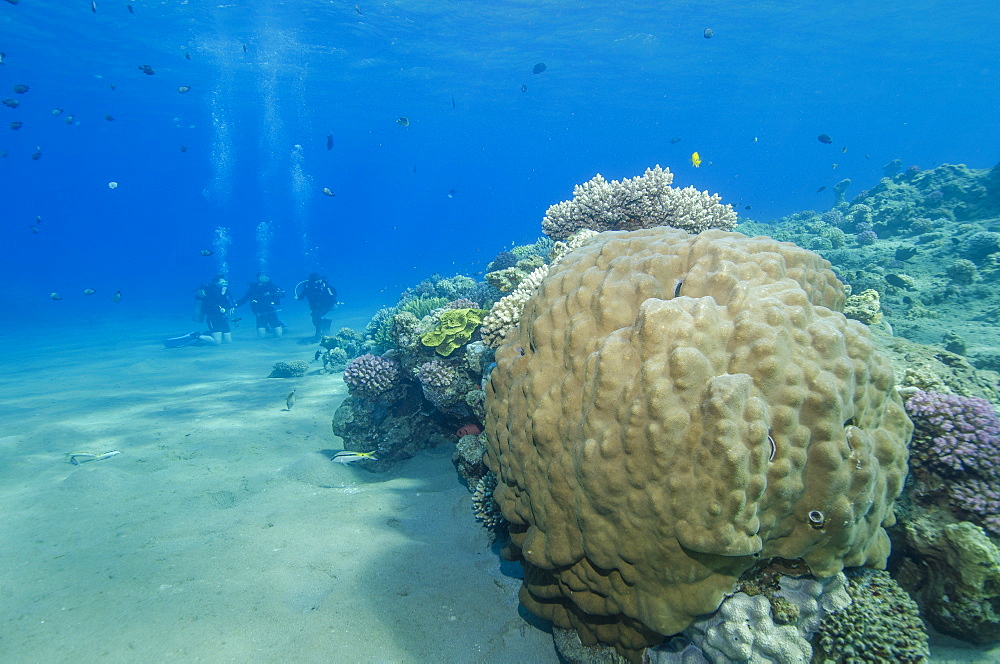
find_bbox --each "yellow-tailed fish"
[691,151,702,168]
[333,450,378,464]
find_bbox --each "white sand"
[0,317,557,663]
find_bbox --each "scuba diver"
[165,274,235,347]
[294,273,337,341]
[236,272,286,338]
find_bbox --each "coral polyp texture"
[342,353,400,399]
[484,227,912,660]
[541,165,737,241]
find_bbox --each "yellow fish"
[333,450,379,464]
[691,151,702,168]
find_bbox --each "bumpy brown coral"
[484,228,911,660]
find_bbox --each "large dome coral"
[484,228,912,660]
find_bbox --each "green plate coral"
[421,308,489,356]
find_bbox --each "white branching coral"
[541,165,737,240]
[480,265,549,348]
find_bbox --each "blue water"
[2,0,997,325]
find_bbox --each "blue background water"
[1,0,997,329]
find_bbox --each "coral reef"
[471,472,505,529]
[420,307,489,356]
[342,354,401,399]
[541,165,737,240]
[843,288,882,325]
[480,266,549,348]
[813,569,929,662]
[485,227,910,660]
[268,360,310,378]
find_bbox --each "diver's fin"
[163,332,201,348]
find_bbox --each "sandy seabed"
[0,313,557,663]
[0,312,996,664]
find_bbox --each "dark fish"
[242,43,248,53]
[127,4,133,13]
[0,149,5,157]
[50,292,62,301]
[178,86,191,93]
[532,62,546,74]
[704,28,714,39]
[113,290,122,302]
[64,115,75,124]
[200,249,214,256]
[10,120,22,130]
[185,52,192,60]
[31,148,41,159]
[180,145,187,152]
[4,0,18,5]
[744,205,751,210]
[104,114,114,121]
[2,98,18,108]
[0,51,5,63]
[355,4,362,13]
[34,216,41,224]
[521,84,527,92]
[52,108,63,115]
[451,95,455,109]
[816,186,826,193]
[884,274,912,289]
[841,146,847,153]
[669,136,681,144]
[865,154,870,159]
[412,165,416,173]
[138,64,155,75]
[326,133,333,150]
[895,246,917,261]
[109,83,115,90]
[396,117,409,126]
[817,133,833,144]
[91,0,96,12]
[13,84,28,94]
[83,288,96,295]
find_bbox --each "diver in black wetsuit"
[194,274,235,344]
[294,273,337,341]
[235,272,286,338]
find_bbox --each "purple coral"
[951,479,1000,536]
[343,354,400,398]
[416,359,456,388]
[445,298,480,310]
[905,390,1000,478]
[857,229,878,246]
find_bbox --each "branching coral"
[541,165,737,241]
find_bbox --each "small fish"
[113,290,122,302]
[669,136,681,144]
[65,115,75,123]
[703,28,714,39]
[744,205,752,210]
[841,146,847,153]
[2,98,18,108]
[521,84,527,92]
[109,83,115,90]
[9,120,22,130]
[108,181,118,189]
[0,51,4,63]
[52,108,63,115]
[138,64,155,75]
[179,145,187,152]
[816,186,827,193]
[30,148,41,160]
[354,4,362,14]
[532,62,546,74]
[83,288,96,295]
[447,189,456,198]
[326,133,333,150]
[68,450,121,465]
[91,0,96,12]
[333,450,378,464]
[817,133,833,144]
[104,114,114,121]
[50,292,62,300]
[185,52,192,60]
[321,187,335,196]
[832,163,838,169]
[396,116,409,126]
[34,215,42,224]
[200,249,214,256]
[865,154,870,160]
[285,389,296,411]
[242,43,248,53]
[13,84,28,94]
[178,85,191,93]
[29,225,39,233]
[0,149,5,157]
[127,4,133,13]
[451,95,455,109]
[691,151,702,168]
